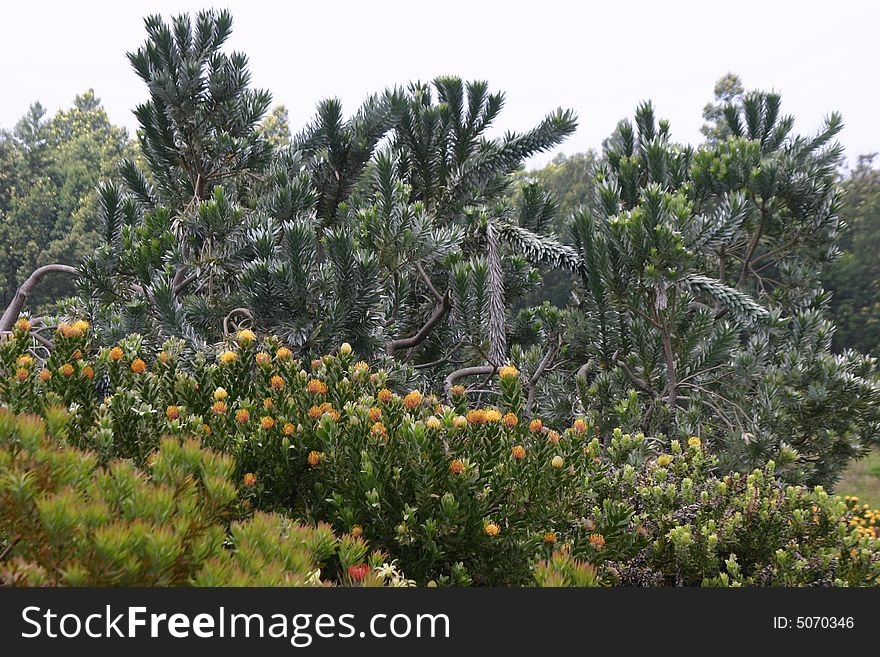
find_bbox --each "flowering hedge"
[1,319,878,586]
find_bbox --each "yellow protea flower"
[255,351,271,365]
[511,445,526,461]
[426,416,442,430]
[219,350,237,365]
[236,329,256,345]
[276,346,292,360]
[498,365,519,380]
[213,387,229,401]
[484,522,501,537]
[270,375,285,390]
[260,416,275,430]
[339,342,353,356]
[16,354,34,368]
[452,415,468,429]
[485,409,502,423]
[657,454,673,467]
[688,436,702,448]
[403,390,423,409]
[109,346,124,361]
[551,455,564,469]
[159,351,169,364]
[72,320,89,334]
[307,379,328,395]
[130,358,147,374]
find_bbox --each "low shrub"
[0,408,404,587]
[1,322,878,586]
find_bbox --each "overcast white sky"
[1,0,877,168]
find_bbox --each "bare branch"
[444,365,496,398]
[0,264,78,332]
[386,291,452,356]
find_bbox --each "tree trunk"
[0,264,78,332]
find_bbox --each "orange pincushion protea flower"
[307,379,328,395]
[485,409,502,423]
[235,409,250,424]
[14,318,32,332]
[166,405,180,420]
[38,369,52,382]
[219,350,237,364]
[449,459,465,475]
[60,363,75,377]
[502,413,518,428]
[403,390,423,409]
[529,419,543,433]
[368,407,382,422]
[377,388,393,403]
[130,358,147,374]
[15,368,29,382]
[371,422,387,438]
[484,522,501,537]
[260,416,275,430]
[589,533,606,549]
[283,422,296,436]
[275,346,292,360]
[212,401,227,415]
[308,450,323,466]
[270,375,285,390]
[467,409,487,425]
[572,418,588,433]
[109,346,124,361]
[242,472,257,487]
[451,384,466,396]
[255,351,271,366]
[511,445,526,461]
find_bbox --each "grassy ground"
[835,449,880,508]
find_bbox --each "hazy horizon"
[2,0,877,169]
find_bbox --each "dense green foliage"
[0,407,411,587]
[825,154,880,355]
[1,12,880,587]
[0,93,134,312]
